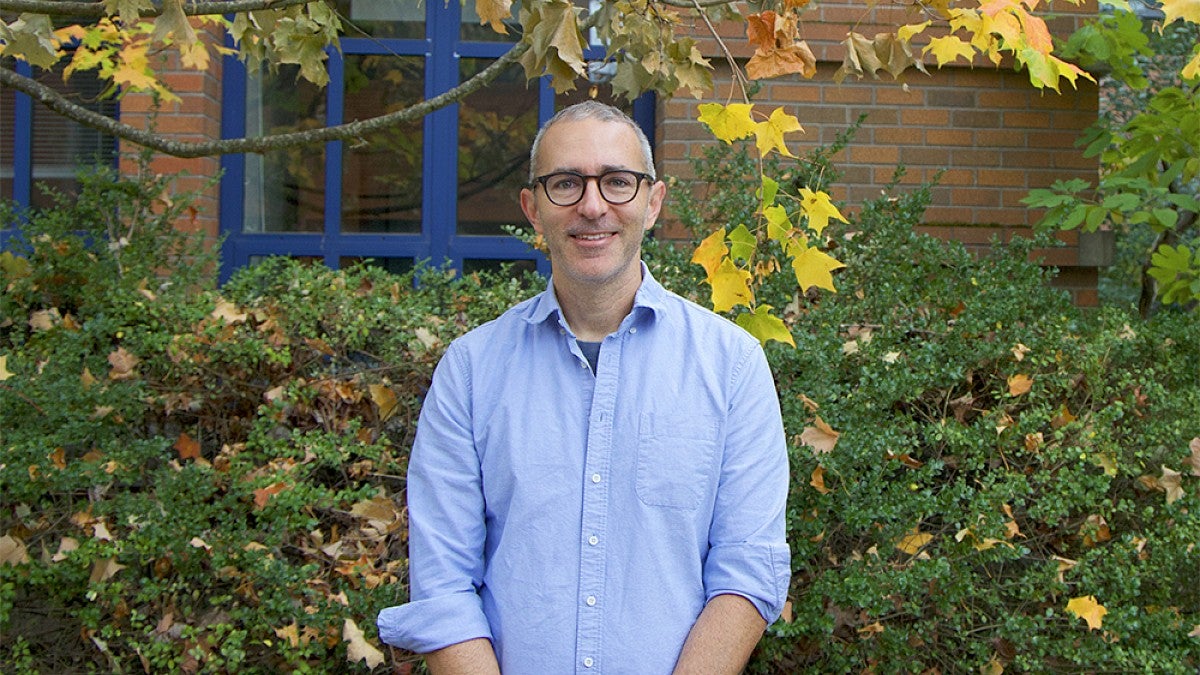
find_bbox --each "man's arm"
[672,593,767,675]
[425,637,501,675]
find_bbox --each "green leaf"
[1151,208,1179,229]
[0,14,60,69]
[759,176,780,208]
[736,305,795,347]
[728,224,757,263]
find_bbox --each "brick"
[978,90,1030,109]
[927,89,977,107]
[1004,111,1052,128]
[926,129,974,146]
[975,129,1027,147]
[849,145,899,164]
[951,188,1001,207]
[823,86,874,104]
[978,169,1028,188]
[875,127,922,145]
[952,110,1003,128]
[1026,130,1082,149]
[767,83,823,103]
[901,108,951,126]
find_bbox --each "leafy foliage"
[671,142,1200,672]
[0,167,541,672]
[1026,17,1200,314]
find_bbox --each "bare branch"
[0,0,314,17]
[0,42,530,158]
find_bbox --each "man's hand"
[425,637,501,675]
[673,594,767,675]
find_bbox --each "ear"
[643,179,667,232]
[520,187,543,234]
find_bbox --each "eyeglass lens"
[541,171,642,206]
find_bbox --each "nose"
[575,177,610,218]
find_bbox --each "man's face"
[520,117,665,292]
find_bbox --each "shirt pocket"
[635,413,720,510]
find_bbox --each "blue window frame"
[218,2,654,282]
[1,58,119,249]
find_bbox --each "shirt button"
[591,473,601,484]
[629,327,637,334]
[588,535,599,545]
[584,657,594,668]
[586,595,597,606]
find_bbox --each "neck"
[554,270,643,342]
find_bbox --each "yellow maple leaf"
[798,188,848,235]
[1162,0,1200,24]
[697,102,756,144]
[735,304,795,347]
[897,21,931,42]
[0,355,13,381]
[691,227,729,277]
[475,0,514,34]
[789,242,845,293]
[709,258,753,312]
[925,35,976,67]
[754,107,803,158]
[896,526,934,555]
[1181,50,1200,80]
[1065,595,1107,630]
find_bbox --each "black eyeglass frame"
[532,170,655,207]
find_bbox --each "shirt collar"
[522,262,668,328]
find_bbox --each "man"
[377,101,790,673]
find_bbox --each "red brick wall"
[118,22,224,250]
[656,1,1103,304]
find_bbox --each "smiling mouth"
[572,232,615,242]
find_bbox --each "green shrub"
[0,166,542,672]
[2,141,1197,673]
[667,143,1200,672]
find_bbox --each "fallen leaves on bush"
[107,347,140,380]
[800,416,840,454]
[0,534,30,565]
[895,526,933,555]
[1065,595,1107,630]
[343,618,385,669]
[1007,373,1033,396]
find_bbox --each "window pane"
[333,0,424,39]
[341,256,414,275]
[341,55,423,234]
[0,61,13,202]
[0,60,118,208]
[244,64,325,233]
[457,59,537,236]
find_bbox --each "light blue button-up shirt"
[377,268,790,673]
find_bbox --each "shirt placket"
[574,329,621,673]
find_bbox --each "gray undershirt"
[577,340,602,374]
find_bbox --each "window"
[1,58,118,247]
[219,1,653,281]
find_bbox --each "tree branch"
[0,41,530,158]
[0,0,314,17]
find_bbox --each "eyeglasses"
[532,170,653,207]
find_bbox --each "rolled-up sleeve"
[376,344,494,652]
[702,343,791,623]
